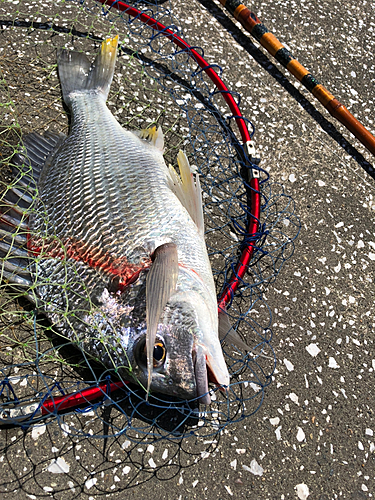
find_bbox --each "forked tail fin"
[57,36,119,105]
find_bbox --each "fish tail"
[57,35,119,105]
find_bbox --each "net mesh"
[0,0,300,440]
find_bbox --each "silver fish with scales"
[0,36,232,404]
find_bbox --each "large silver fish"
[0,36,230,404]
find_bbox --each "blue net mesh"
[0,0,300,440]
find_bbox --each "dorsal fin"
[167,150,204,237]
[1,131,65,297]
[12,131,66,187]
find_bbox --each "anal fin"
[168,151,204,237]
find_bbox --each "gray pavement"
[0,0,374,498]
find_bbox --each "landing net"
[0,0,299,439]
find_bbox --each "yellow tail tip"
[102,35,119,53]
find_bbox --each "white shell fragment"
[85,477,97,489]
[31,423,46,441]
[47,457,70,474]
[269,417,280,426]
[284,358,294,371]
[306,343,321,357]
[295,483,310,499]
[296,427,306,442]
[328,357,340,369]
[242,459,264,476]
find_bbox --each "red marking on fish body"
[26,232,39,257]
[27,235,151,290]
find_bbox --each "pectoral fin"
[146,243,179,397]
[218,309,251,351]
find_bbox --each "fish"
[0,36,231,404]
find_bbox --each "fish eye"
[153,341,166,367]
[137,338,166,369]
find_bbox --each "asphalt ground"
[0,0,374,498]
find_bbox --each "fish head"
[122,297,201,401]
[130,306,198,401]
[117,279,229,404]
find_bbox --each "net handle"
[41,381,126,415]
[99,0,260,306]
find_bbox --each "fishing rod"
[215,0,375,157]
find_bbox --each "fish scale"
[34,92,213,291]
[0,36,231,403]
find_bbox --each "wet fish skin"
[2,36,230,402]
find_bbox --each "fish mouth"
[193,345,211,405]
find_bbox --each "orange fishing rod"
[216,0,375,157]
